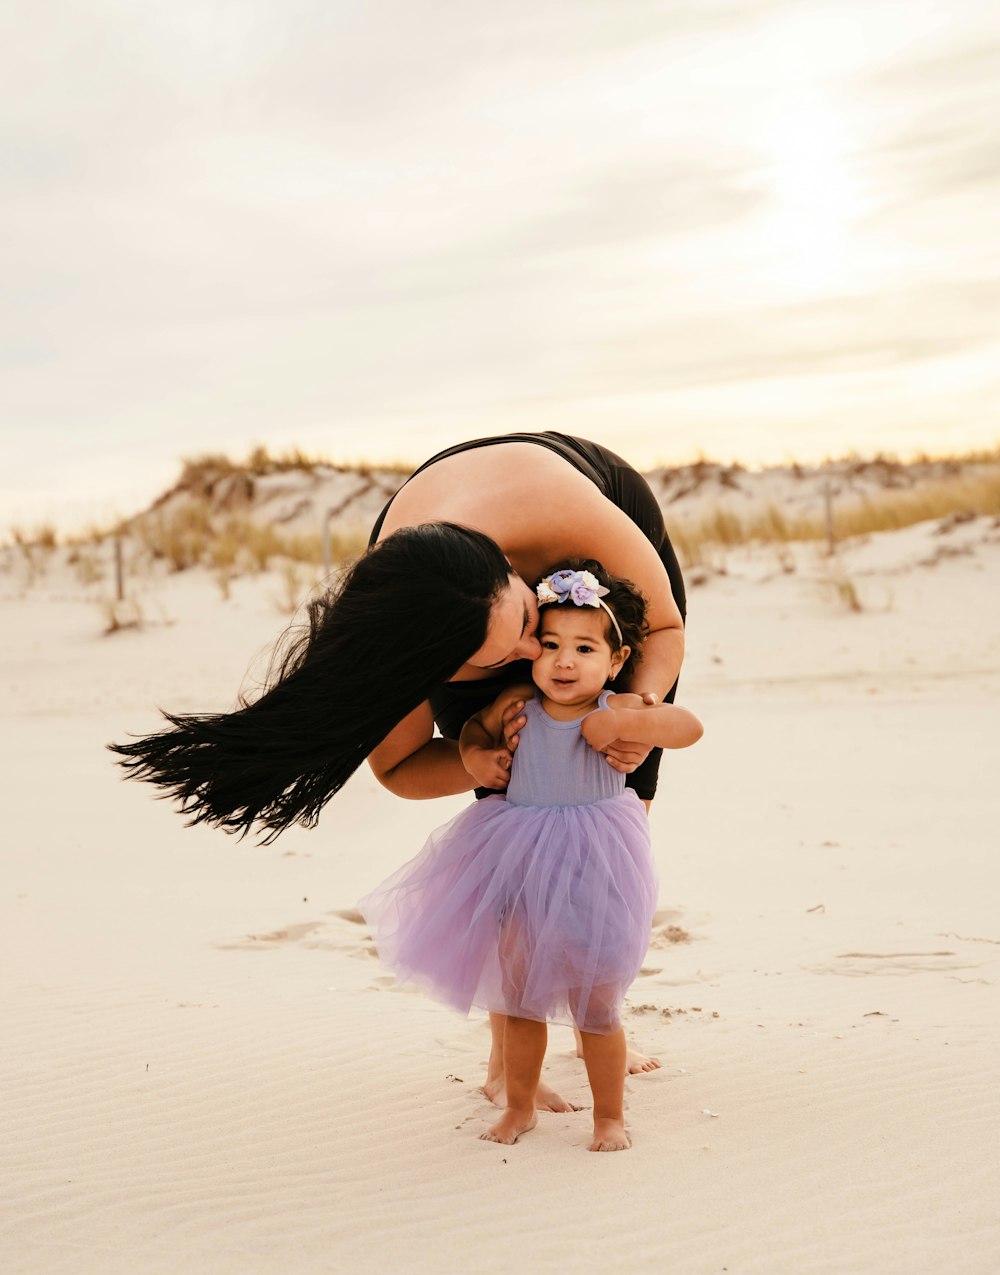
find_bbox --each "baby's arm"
[582,693,703,755]
[459,682,535,790]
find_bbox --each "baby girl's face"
[532,606,626,710]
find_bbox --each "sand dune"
[2,514,998,1274]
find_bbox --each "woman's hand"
[500,698,526,754]
[601,740,654,773]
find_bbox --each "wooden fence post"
[322,515,331,576]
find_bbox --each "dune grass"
[14,524,58,550]
[103,445,387,585]
[7,448,997,582]
[825,469,1000,538]
[671,466,1000,567]
[173,444,410,492]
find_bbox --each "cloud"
[2,0,999,531]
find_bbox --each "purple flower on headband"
[571,577,602,606]
[536,568,609,609]
[548,570,576,598]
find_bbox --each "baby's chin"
[539,682,602,704]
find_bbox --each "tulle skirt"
[359,792,657,1034]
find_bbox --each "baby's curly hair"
[535,557,649,683]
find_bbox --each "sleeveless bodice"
[505,691,625,809]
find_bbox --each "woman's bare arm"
[368,690,532,798]
[368,702,475,799]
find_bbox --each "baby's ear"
[610,645,631,678]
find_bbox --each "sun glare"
[727,7,876,300]
[758,93,868,297]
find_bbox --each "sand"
[2,515,999,1274]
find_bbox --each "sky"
[3,0,999,534]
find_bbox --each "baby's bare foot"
[480,1108,538,1145]
[589,1117,631,1152]
[482,1075,579,1113]
[626,1046,661,1074]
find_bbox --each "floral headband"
[535,569,624,644]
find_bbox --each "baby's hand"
[459,698,525,791]
[462,744,513,790]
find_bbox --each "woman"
[367,433,685,804]
[112,431,686,1104]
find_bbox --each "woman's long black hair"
[109,522,510,842]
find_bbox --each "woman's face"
[469,575,542,670]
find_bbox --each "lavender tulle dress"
[359,691,658,1034]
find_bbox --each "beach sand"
[2,516,999,1274]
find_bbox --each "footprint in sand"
[814,949,983,978]
[216,921,326,950]
[327,909,379,958]
[647,908,705,949]
[648,924,694,949]
[216,910,377,957]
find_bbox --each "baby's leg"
[483,1011,508,1101]
[480,1016,546,1145]
[484,1013,578,1112]
[488,910,576,1114]
[579,1027,631,1151]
